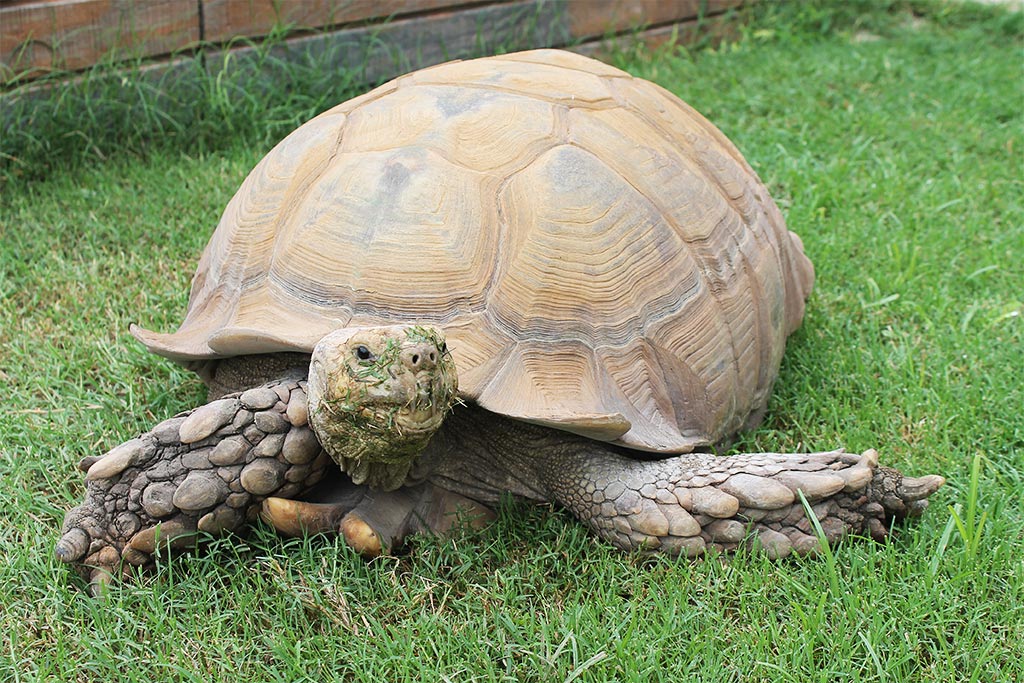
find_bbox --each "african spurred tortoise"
[57,50,944,592]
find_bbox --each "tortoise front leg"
[539,447,945,557]
[56,379,330,593]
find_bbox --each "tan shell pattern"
[133,49,814,454]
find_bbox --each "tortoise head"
[306,325,458,490]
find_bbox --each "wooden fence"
[1,0,747,84]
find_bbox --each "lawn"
[1,2,1021,681]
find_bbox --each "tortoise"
[56,49,945,592]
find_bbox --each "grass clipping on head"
[308,326,458,491]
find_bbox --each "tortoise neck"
[203,353,311,399]
[416,403,600,505]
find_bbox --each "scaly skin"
[539,448,942,557]
[56,327,456,593]
[57,326,946,592]
[56,379,331,593]
[422,405,945,559]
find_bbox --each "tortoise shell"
[133,49,814,453]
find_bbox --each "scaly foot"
[56,379,330,593]
[546,448,945,558]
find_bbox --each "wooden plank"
[641,13,745,49]
[567,0,745,40]
[1,0,198,79]
[212,0,569,87]
[201,0,484,44]
[573,11,743,59]
[1,0,754,83]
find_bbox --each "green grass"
[1,1,1022,680]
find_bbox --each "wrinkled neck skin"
[411,404,573,503]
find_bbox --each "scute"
[406,54,618,107]
[134,49,814,454]
[339,85,558,173]
[487,143,705,346]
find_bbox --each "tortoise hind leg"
[56,379,330,594]
[538,446,945,557]
[261,482,495,557]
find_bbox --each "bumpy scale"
[418,403,944,559]
[56,380,330,592]
[57,329,943,595]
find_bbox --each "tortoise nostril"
[403,344,439,372]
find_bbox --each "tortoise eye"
[354,345,374,361]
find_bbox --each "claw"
[906,499,930,517]
[83,546,121,596]
[121,547,150,566]
[56,377,326,594]
[88,567,114,597]
[340,513,383,558]
[867,517,888,542]
[260,497,348,537]
[55,528,89,563]
[899,475,945,501]
[127,520,197,554]
[860,448,880,467]
[77,456,100,473]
